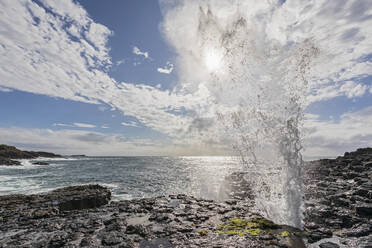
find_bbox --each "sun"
[204,49,223,72]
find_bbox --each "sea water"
[0,156,241,201]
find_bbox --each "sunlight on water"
[0,156,242,202]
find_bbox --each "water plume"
[160,0,319,228]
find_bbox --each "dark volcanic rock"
[32,161,49,165]
[0,185,304,248]
[356,204,372,217]
[1,147,371,247]
[0,144,61,160]
[304,147,372,247]
[0,144,61,166]
[0,184,111,213]
[29,151,62,158]
[53,185,112,211]
[319,242,340,248]
[0,144,35,159]
[0,157,21,166]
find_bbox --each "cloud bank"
[159,0,372,156]
[0,0,371,156]
[0,0,210,140]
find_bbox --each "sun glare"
[204,49,222,72]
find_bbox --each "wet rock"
[356,204,372,217]
[54,185,112,211]
[0,185,305,247]
[101,232,124,246]
[126,224,149,238]
[319,242,340,248]
[0,158,21,166]
[1,147,371,247]
[0,184,111,213]
[32,161,49,165]
[304,147,372,246]
[139,238,173,248]
[306,230,332,243]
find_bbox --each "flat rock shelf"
[0,148,371,247]
[0,185,304,248]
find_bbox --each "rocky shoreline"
[0,144,61,166]
[0,148,371,247]
[303,148,372,247]
[0,185,305,248]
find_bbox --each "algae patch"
[280,231,290,237]
[197,229,210,236]
[216,217,276,237]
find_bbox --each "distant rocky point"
[0,144,61,166]
[70,154,87,157]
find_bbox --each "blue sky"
[0,0,371,157]
[0,0,174,140]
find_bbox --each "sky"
[0,0,371,158]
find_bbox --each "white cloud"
[133,46,149,59]
[307,81,368,103]
[116,59,125,66]
[73,122,96,128]
[160,0,372,105]
[98,106,107,112]
[54,122,96,128]
[159,0,372,157]
[121,121,138,127]
[101,125,109,129]
[0,0,371,156]
[340,81,368,98]
[303,106,372,158]
[0,127,229,156]
[0,0,209,140]
[157,62,174,74]
[304,113,320,120]
[53,123,73,127]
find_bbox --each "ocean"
[0,156,242,201]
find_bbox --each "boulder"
[356,204,372,217]
[0,184,111,212]
[50,185,111,211]
[319,242,340,248]
[0,158,21,166]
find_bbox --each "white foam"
[112,193,133,201]
[0,177,43,195]
[35,157,84,161]
[99,183,119,189]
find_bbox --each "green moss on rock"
[216,217,277,237]
[197,229,210,236]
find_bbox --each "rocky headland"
[0,148,371,247]
[0,144,61,166]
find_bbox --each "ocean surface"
[0,156,242,201]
